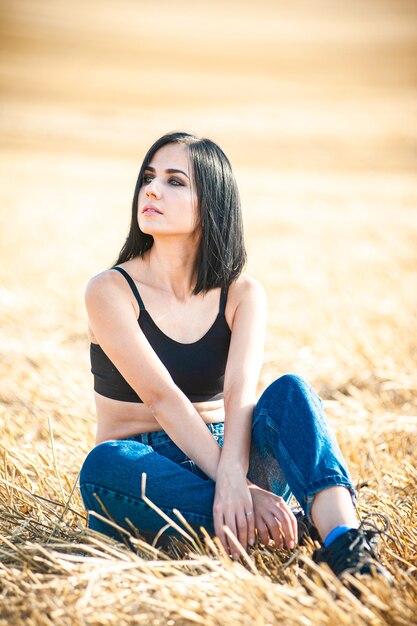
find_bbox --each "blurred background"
[0,0,416,434]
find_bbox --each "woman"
[80,131,390,581]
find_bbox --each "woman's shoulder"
[226,274,267,325]
[86,267,117,295]
[229,273,266,301]
[225,274,267,332]
[85,264,145,341]
[85,265,135,307]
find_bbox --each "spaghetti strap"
[111,266,146,310]
[219,286,228,315]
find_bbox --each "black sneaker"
[294,509,321,545]
[312,513,393,583]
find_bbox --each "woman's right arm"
[85,271,222,480]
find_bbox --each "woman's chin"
[138,222,161,236]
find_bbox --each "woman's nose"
[145,180,161,199]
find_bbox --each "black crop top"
[90,266,231,403]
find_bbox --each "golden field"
[0,1,416,624]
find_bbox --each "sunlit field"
[0,1,416,624]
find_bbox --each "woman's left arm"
[213,276,267,557]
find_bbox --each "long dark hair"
[114,131,246,294]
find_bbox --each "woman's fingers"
[224,513,240,559]
[255,518,271,547]
[246,509,256,546]
[214,505,240,558]
[289,507,298,545]
[282,499,298,546]
[262,513,284,548]
[229,507,256,554]
[273,499,296,549]
[214,510,254,558]
[235,511,248,553]
[213,482,255,557]
[250,493,298,550]
[213,507,228,553]
[215,507,294,554]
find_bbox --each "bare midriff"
[94,392,225,444]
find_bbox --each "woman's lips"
[142,205,162,215]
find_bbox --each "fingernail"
[249,537,254,546]
[289,540,295,549]
[233,552,239,561]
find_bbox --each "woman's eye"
[143,175,153,184]
[169,178,183,186]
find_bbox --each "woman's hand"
[248,483,297,550]
[213,470,255,558]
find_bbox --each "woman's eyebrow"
[166,168,190,179]
[145,166,190,179]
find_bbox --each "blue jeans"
[79,375,357,544]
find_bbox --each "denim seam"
[81,482,213,527]
[258,409,307,494]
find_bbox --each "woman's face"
[137,143,199,239]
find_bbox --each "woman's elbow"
[223,377,257,406]
[142,384,182,423]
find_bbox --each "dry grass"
[0,370,416,625]
[1,0,417,624]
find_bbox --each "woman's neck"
[144,237,199,300]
